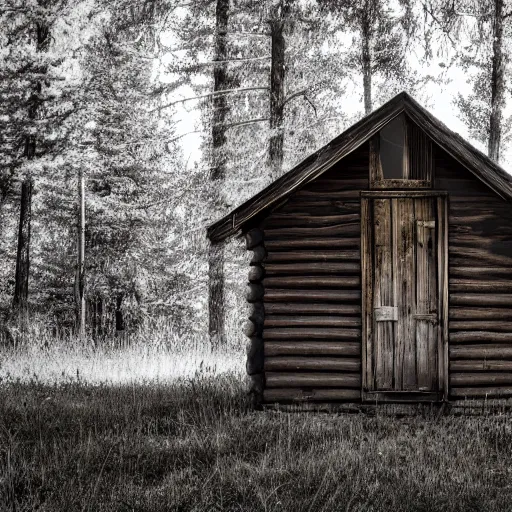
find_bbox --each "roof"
[207,91,512,243]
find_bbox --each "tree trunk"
[361,1,373,115]
[0,181,11,271]
[12,178,33,328]
[208,243,225,345]
[12,12,50,330]
[208,0,230,346]
[115,294,125,332]
[269,11,286,179]
[488,0,504,162]
[95,296,104,339]
[75,166,86,337]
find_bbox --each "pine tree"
[268,0,293,178]
[77,0,182,337]
[422,0,511,162]
[208,0,232,346]
[319,0,423,114]
[0,0,83,334]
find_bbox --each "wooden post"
[437,196,449,401]
[360,197,372,395]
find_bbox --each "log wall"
[258,144,369,403]
[246,142,512,406]
[435,147,512,399]
[245,228,266,406]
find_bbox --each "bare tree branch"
[282,90,318,117]
[163,117,270,145]
[159,32,270,52]
[226,31,271,37]
[172,55,271,68]
[151,86,269,112]
[168,55,271,74]
[450,10,491,18]
[422,2,457,46]
[223,117,269,129]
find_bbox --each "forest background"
[1,0,511,348]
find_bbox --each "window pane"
[380,115,405,179]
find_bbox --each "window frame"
[370,114,433,189]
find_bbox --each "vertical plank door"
[363,195,444,397]
[372,198,395,390]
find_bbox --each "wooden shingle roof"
[207,91,512,243]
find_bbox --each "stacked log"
[436,148,512,399]
[245,228,265,407]
[258,149,368,404]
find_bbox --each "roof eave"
[402,95,512,202]
[207,93,408,243]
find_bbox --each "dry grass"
[2,330,512,511]
[0,338,244,385]
[2,375,512,511]
[0,319,245,385]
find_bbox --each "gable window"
[380,115,406,179]
[370,113,432,188]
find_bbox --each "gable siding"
[260,144,369,403]
[435,148,512,399]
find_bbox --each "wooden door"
[361,193,448,401]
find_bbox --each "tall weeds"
[0,316,245,385]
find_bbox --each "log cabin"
[207,92,512,407]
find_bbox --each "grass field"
[2,337,512,511]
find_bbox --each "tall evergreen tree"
[268,0,293,178]
[0,0,81,333]
[422,0,511,162]
[319,0,424,114]
[488,0,506,161]
[78,0,180,337]
[208,0,232,346]
[13,1,51,329]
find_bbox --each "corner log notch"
[245,228,266,407]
